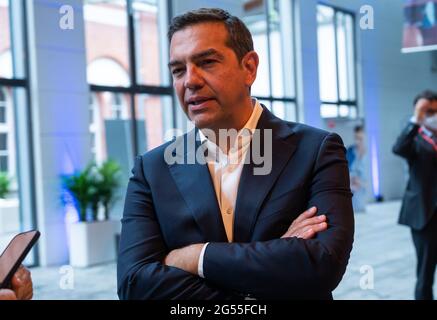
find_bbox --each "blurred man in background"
[346,125,367,213]
[393,89,437,300]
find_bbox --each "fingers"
[282,221,328,239]
[293,206,317,224]
[281,206,328,239]
[11,266,33,300]
[295,214,326,230]
[298,228,315,240]
[297,222,328,239]
[11,267,24,289]
[11,265,28,287]
[284,214,326,237]
[0,289,17,300]
[23,287,33,300]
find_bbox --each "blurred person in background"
[393,89,437,300]
[346,125,367,213]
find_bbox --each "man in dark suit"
[117,8,354,300]
[393,90,437,300]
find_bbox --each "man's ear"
[242,51,259,87]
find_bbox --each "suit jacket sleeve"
[202,133,354,299]
[117,156,241,300]
[392,122,420,160]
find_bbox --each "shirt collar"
[421,125,434,138]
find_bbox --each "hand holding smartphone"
[0,230,40,289]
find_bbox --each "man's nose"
[184,65,204,89]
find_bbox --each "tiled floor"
[28,201,436,300]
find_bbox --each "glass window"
[89,91,132,165]
[0,156,6,171]
[88,91,136,221]
[0,0,12,79]
[245,12,270,97]
[0,0,27,80]
[0,2,36,266]
[84,0,130,86]
[135,94,173,152]
[133,0,169,86]
[269,0,295,98]
[242,0,297,120]
[321,104,338,118]
[0,87,15,185]
[0,133,6,150]
[271,101,297,123]
[87,58,130,87]
[317,4,357,119]
[337,12,355,102]
[89,93,174,162]
[110,92,128,119]
[0,87,24,253]
[317,5,338,103]
[85,0,174,160]
[89,93,99,161]
[0,88,6,123]
[258,100,297,122]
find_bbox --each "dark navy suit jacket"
[117,107,354,300]
[392,123,437,230]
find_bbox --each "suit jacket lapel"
[168,129,228,242]
[233,107,297,242]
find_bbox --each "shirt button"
[226,208,232,215]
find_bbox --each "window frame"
[317,2,359,119]
[86,0,175,157]
[0,0,39,266]
[248,0,298,121]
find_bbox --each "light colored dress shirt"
[197,99,263,278]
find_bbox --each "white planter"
[69,220,121,268]
[0,198,20,234]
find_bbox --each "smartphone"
[0,230,40,289]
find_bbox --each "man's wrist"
[164,243,205,275]
[198,243,209,278]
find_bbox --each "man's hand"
[10,266,33,300]
[413,98,433,124]
[0,266,32,300]
[0,289,17,300]
[164,243,204,275]
[281,206,327,239]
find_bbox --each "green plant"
[97,160,121,220]
[61,160,122,222]
[87,163,102,221]
[0,172,11,199]
[62,165,95,222]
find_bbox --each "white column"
[27,0,90,266]
[294,0,322,127]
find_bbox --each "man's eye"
[172,68,184,76]
[201,59,216,66]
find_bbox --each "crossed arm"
[164,206,327,275]
[118,184,327,300]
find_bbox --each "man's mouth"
[186,97,214,111]
[191,100,207,105]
